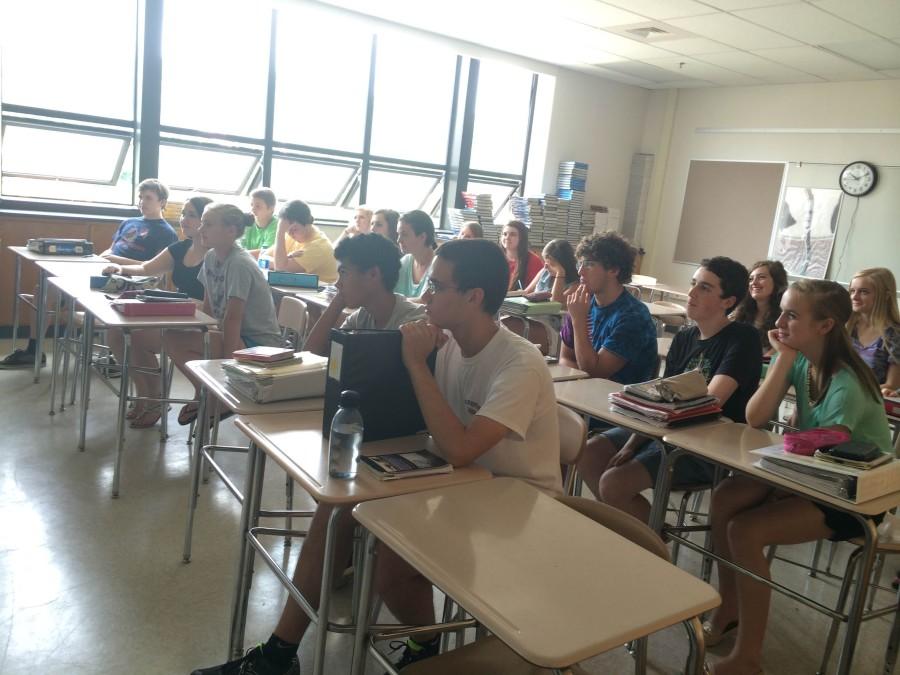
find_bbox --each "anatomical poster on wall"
[769,187,842,279]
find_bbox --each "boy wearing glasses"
[576,257,762,523]
[559,231,657,384]
[191,239,561,675]
[304,233,425,356]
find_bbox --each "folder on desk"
[324,329,434,442]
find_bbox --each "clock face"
[839,161,877,197]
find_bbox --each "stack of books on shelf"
[500,296,562,317]
[608,370,721,428]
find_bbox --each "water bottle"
[258,252,272,270]
[328,390,363,479]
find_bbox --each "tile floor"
[0,339,895,674]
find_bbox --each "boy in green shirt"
[241,187,278,258]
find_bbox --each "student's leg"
[375,545,438,636]
[597,455,654,522]
[576,428,631,499]
[714,497,832,675]
[162,329,223,398]
[707,476,774,637]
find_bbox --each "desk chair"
[559,404,588,496]
[277,296,308,349]
[402,498,683,675]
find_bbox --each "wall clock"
[839,160,877,197]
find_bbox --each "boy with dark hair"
[190,240,562,675]
[575,256,762,522]
[559,231,657,383]
[101,178,177,265]
[242,187,279,258]
[304,233,425,356]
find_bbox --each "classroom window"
[270,156,358,206]
[158,142,260,200]
[464,178,521,219]
[370,38,457,164]
[273,7,372,153]
[362,167,443,214]
[160,0,270,138]
[469,60,535,175]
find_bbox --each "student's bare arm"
[102,253,142,266]
[221,297,247,356]
[746,330,794,428]
[107,249,174,277]
[401,322,509,466]
[303,295,347,356]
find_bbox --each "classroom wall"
[640,79,900,288]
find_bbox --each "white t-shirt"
[341,293,426,330]
[434,326,562,495]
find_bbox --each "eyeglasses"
[577,260,600,271]
[426,279,459,294]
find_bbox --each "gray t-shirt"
[341,293,426,330]
[199,246,282,347]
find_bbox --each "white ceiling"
[315,0,900,88]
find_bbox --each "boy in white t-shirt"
[190,239,561,675]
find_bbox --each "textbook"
[27,238,93,255]
[223,352,328,403]
[623,370,708,403]
[111,299,195,316]
[885,396,900,418]
[359,449,452,481]
[500,296,562,316]
[232,346,294,363]
[267,270,319,289]
[752,445,900,503]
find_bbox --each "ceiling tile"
[668,13,800,49]
[752,45,882,78]
[586,27,687,59]
[641,54,760,84]
[600,60,700,82]
[734,3,875,44]
[557,0,645,28]
[600,0,716,20]
[701,0,798,9]
[696,50,826,82]
[658,36,732,54]
[820,39,900,70]
[810,0,900,40]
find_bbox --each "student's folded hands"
[566,284,592,323]
[400,320,447,366]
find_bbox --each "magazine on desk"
[359,449,452,481]
[752,445,900,504]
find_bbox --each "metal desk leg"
[33,270,48,383]
[182,385,209,563]
[49,290,62,415]
[684,615,706,675]
[649,446,678,534]
[349,530,377,675]
[836,516,879,675]
[159,330,168,442]
[228,442,267,658]
[78,312,95,451]
[11,256,22,352]
[61,296,76,411]
[312,506,345,675]
[111,330,132,498]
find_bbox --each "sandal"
[702,619,738,648]
[125,402,139,420]
[178,402,199,426]
[130,404,162,429]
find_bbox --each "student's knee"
[597,462,646,507]
[726,512,766,556]
[374,542,420,597]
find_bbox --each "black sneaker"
[0,349,46,369]
[190,644,300,675]
[387,636,441,671]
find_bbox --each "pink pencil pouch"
[783,428,850,456]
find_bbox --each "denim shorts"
[602,426,716,487]
[240,335,260,348]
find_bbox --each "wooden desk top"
[547,363,588,382]
[663,423,900,516]
[10,246,106,264]
[35,260,113,277]
[48,275,103,299]
[186,360,325,415]
[353,478,720,668]
[75,291,218,329]
[235,412,491,504]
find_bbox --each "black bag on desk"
[323,329,435,441]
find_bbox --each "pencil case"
[783,428,850,456]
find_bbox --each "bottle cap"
[339,390,360,408]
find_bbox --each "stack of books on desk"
[752,445,900,504]
[885,396,900,418]
[500,296,562,317]
[222,352,328,403]
[608,370,721,427]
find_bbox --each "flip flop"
[178,402,199,426]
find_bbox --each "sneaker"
[190,644,300,675]
[387,636,441,671]
[0,349,46,369]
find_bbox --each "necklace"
[806,364,830,407]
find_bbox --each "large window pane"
[470,61,534,174]
[270,157,357,206]
[364,169,442,213]
[273,7,371,152]
[370,38,456,164]
[158,144,259,199]
[161,1,270,137]
[0,0,137,120]
[2,125,128,183]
